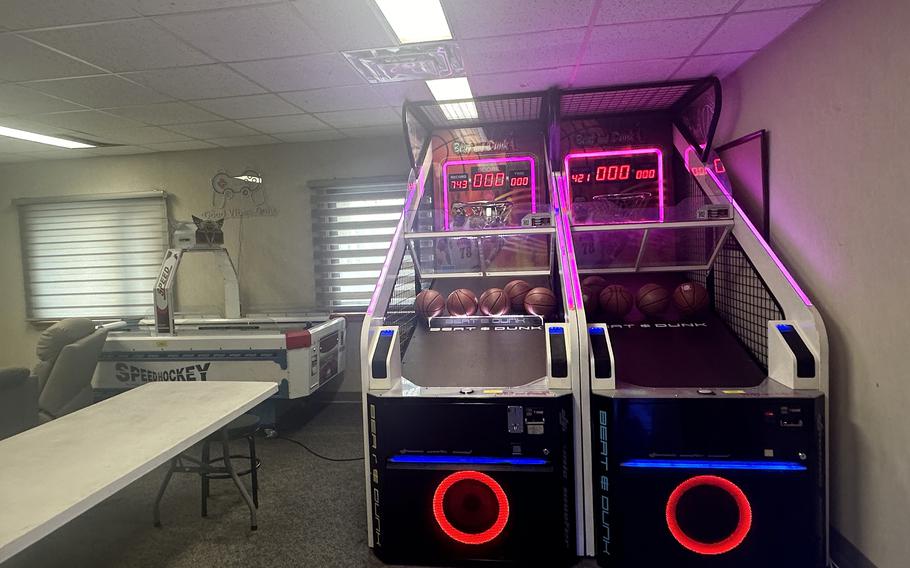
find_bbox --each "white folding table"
[0,381,277,563]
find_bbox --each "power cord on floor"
[274,435,364,462]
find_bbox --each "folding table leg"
[153,457,178,527]
[201,441,210,517]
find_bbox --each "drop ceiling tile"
[0,35,102,82]
[315,107,400,129]
[583,17,722,64]
[274,130,347,143]
[123,64,265,100]
[104,102,222,125]
[471,67,574,96]
[672,52,756,79]
[0,137,58,153]
[28,110,145,135]
[143,140,217,151]
[279,86,388,113]
[87,146,155,156]
[206,135,280,147]
[697,7,813,54]
[595,0,738,24]
[0,0,139,31]
[229,53,365,92]
[0,115,82,137]
[290,0,396,51]
[339,124,403,139]
[135,0,276,16]
[238,114,329,133]
[461,30,584,75]
[166,120,259,139]
[0,84,84,115]
[571,58,683,87]
[737,0,822,10]
[193,94,301,119]
[372,81,433,106]
[100,126,192,145]
[443,0,594,40]
[24,20,213,72]
[155,3,325,62]
[25,75,173,107]
[16,148,99,160]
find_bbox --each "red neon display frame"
[563,147,665,223]
[432,470,510,545]
[441,155,537,230]
[665,475,752,555]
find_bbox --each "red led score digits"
[571,164,656,184]
[469,172,530,188]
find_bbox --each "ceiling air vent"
[343,42,463,83]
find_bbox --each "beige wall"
[0,137,409,392]
[717,0,910,565]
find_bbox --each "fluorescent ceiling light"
[426,77,478,120]
[375,0,452,44]
[0,126,95,149]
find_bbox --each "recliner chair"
[32,318,108,423]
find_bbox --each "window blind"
[310,178,407,312]
[16,192,169,320]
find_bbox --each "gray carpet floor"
[3,402,595,568]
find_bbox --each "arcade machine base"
[367,394,576,566]
[592,390,825,568]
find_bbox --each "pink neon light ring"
[563,148,665,224]
[665,475,752,556]
[432,470,510,545]
[441,156,537,230]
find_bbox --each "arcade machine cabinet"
[555,81,828,567]
[360,93,584,565]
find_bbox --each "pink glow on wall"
[441,155,537,230]
[564,147,665,224]
[705,167,813,307]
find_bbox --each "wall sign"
[200,169,277,219]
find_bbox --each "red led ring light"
[433,470,510,545]
[665,475,752,555]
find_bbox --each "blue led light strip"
[389,455,548,466]
[620,459,807,471]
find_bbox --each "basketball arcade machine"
[361,93,585,565]
[554,80,829,566]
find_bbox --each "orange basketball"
[672,282,709,316]
[599,284,633,319]
[636,283,670,317]
[582,275,608,295]
[503,279,532,312]
[479,288,510,316]
[415,289,445,317]
[446,288,478,316]
[524,287,557,317]
[581,285,600,315]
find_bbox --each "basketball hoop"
[452,200,513,229]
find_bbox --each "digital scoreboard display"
[566,149,661,190]
[445,158,534,192]
[564,148,664,223]
[441,156,537,229]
